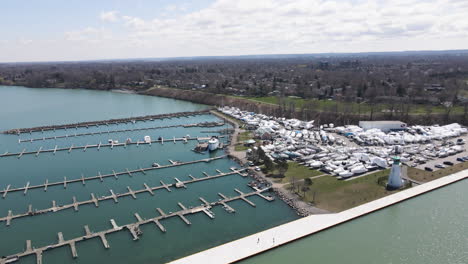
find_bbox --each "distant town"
[1,51,467,126]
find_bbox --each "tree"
[264,157,274,172]
[276,160,289,177]
[304,178,313,186]
[396,84,406,97]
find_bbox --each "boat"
[144,136,151,143]
[208,136,220,152]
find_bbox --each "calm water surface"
[0,86,298,264]
[239,176,468,264]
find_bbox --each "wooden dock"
[17,121,225,143]
[0,136,226,159]
[2,110,212,135]
[0,169,247,224]
[0,187,274,264]
[0,156,228,197]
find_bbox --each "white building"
[359,121,407,132]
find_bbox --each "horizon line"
[2,48,468,65]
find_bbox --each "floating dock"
[17,121,225,143]
[0,136,226,158]
[2,110,212,134]
[0,187,274,264]
[0,169,247,224]
[0,156,229,197]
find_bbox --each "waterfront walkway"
[168,169,468,264]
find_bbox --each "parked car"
[435,164,446,169]
[456,157,465,162]
[424,167,433,172]
[443,161,454,166]
[254,166,261,171]
[248,161,254,166]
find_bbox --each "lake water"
[239,178,468,264]
[0,86,298,264]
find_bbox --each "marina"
[0,156,227,196]
[2,110,212,134]
[0,186,276,264]
[0,86,294,264]
[16,121,224,143]
[0,136,226,158]
[1,168,247,224]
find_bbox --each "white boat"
[308,160,323,168]
[339,171,353,178]
[351,165,367,174]
[144,136,151,143]
[208,136,220,152]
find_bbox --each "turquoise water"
[0,86,298,264]
[239,179,468,264]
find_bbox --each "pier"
[17,121,224,143]
[0,156,228,197]
[0,169,247,224]
[2,110,212,134]
[0,136,226,158]
[0,187,274,264]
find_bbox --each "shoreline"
[210,110,316,216]
[168,168,468,264]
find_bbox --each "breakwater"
[3,109,212,134]
[17,121,224,142]
[169,169,468,264]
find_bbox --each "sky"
[1,0,467,62]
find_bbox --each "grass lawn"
[408,162,468,182]
[269,162,324,184]
[234,131,254,151]
[286,169,402,212]
[241,96,464,115]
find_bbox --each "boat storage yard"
[219,107,468,178]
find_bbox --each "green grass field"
[234,131,254,151]
[287,169,399,212]
[239,96,463,115]
[408,162,468,182]
[269,162,324,183]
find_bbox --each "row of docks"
[0,135,226,159]
[2,109,212,135]
[0,155,228,197]
[0,187,274,264]
[17,121,225,143]
[0,168,248,225]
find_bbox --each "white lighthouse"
[387,156,404,190]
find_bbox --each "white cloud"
[64,27,111,42]
[100,11,119,22]
[4,0,468,62]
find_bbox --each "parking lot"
[415,134,468,171]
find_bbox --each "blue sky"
[1,0,467,62]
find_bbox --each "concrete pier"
[3,110,211,134]
[99,234,110,249]
[110,190,118,203]
[144,183,154,195]
[2,184,10,198]
[127,187,137,199]
[84,225,92,237]
[153,219,166,232]
[0,169,246,223]
[0,156,228,196]
[0,187,273,264]
[0,136,226,158]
